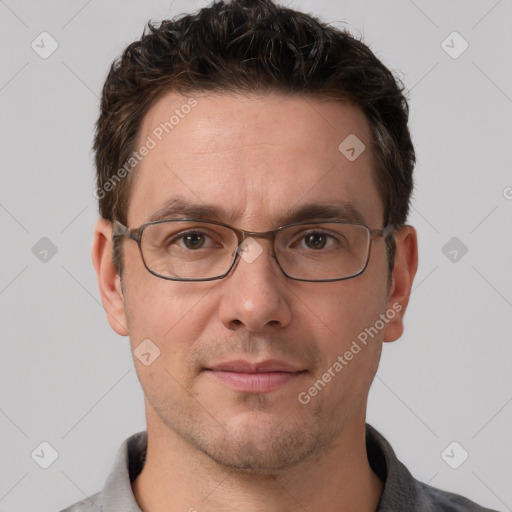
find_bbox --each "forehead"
[127,92,383,228]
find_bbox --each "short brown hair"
[93,0,415,277]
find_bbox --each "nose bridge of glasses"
[232,226,278,252]
[232,232,278,271]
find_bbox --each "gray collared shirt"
[60,424,498,511]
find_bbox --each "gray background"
[0,1,511,511]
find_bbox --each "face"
[94,91,416,473]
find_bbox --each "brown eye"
[304,233,327,250]
[182,233,206,249]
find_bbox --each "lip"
[207,359,302,373]
[205,359,306,393]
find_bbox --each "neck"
[132,408,383,512]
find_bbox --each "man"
[62,0,497,510]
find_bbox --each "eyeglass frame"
[112,218,396,283]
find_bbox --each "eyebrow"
[147,197,366,226]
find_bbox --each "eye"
[181,232,207,249]
[295,231,338,250]
[303,232,329,250]
[169,230,221,250]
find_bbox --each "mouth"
[204,359,307,393]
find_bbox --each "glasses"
[113,218,394,282]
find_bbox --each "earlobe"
[382,225,418,343]
[91,218,129,336]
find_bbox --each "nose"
[218,237,293,332]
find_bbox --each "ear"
[91,218,129,336]
[382,225,418,343]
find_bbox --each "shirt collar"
[365,424,424,510]
[99,424,423,511]
[101,430,147,512]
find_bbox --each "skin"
[92,92,418,512]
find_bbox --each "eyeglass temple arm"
[112,220,133,239]
[372,224,396,239]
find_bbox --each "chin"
[192,413,330,474]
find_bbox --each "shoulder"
[58,491,102,512]
[417,481,499,512]
[365,424,498,512]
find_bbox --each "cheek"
[312,276,387,344]
[301,266,388,392]
[309,289,385,409]
[125,283,211,407]
[124,271,215,363]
